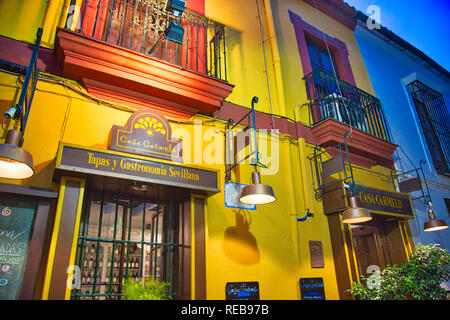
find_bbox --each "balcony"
[55,0,233,118]
[304,68,392,141]
[304,68,397,167]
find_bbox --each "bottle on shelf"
[88,256,94,269]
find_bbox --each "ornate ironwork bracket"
[393,159,432,204]
[225,96,266,182]
[309,131,356,200]
[1,28,41,141]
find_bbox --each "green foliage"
[349,264,407,300]
[402,243,450,300]
[348,244,450,300]
[121,275,171,300]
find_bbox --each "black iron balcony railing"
[67,0,227,81]
[304,68,392,142]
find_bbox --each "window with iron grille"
[71,191,182,300]
[445,198,450,218]
[407,80,450,176]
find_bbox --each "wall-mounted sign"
[0,198,36,300]
[322,156,345,179]
[398,177,422,193]
[224,182,256,211]
[309,241,324,268]
[299,278,325,300]
[348,187,414,218]
[109,109,182,162]
[226,282,259,300]
[55,144,218,192]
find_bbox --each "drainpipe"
[262,0,302,260]
[262,0,287,118]
[58,0,72,28]
[295,103,314,214]
[40,0,68,47]
[40,0,53,30]
[255,0,276,129]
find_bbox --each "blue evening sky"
[344,0,450,71]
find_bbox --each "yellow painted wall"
[0,70,346,299]
[203,136,341,300]
[0,0,405,301]
[206,0,280,116]
[201,0,396,300]
[0,0,68,48]
[0,72,131,189]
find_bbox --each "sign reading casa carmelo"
[109,109,182,162]
[347,187,414,218]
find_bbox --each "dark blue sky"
[344,0,450,71]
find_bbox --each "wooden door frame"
[0,182,58,300]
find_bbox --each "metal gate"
[71,191,180,300]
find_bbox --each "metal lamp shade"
[424,207,448,232]
[342,196,372,224]
[424,219,448,232]
[239,170,276,205]
[0,130,34,179]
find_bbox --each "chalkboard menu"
[226,282,260,300]
[0,198,36,300]
[299,278,325,300]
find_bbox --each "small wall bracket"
[297,209,314,222]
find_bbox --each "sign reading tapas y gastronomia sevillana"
[109,109,182,162]
[55,144,218,192]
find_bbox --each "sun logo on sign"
[134,117,167,137]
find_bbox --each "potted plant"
[349,244,450,300]
[121,275,171,300]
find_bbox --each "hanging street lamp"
[0,28,42,179]
[424,202,448,232]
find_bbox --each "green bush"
[121,275,171,300]
[349,244,450,300]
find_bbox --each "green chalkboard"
[0,197,37,300]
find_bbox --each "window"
[71,191,182,300]
[306,39,338,76]
[407,80,450,175]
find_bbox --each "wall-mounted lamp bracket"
[309,131,355,200]
[393,159,432,204]
[297,209,314,222]
[225,96,265,182]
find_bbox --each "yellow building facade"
[0,0,414,300]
